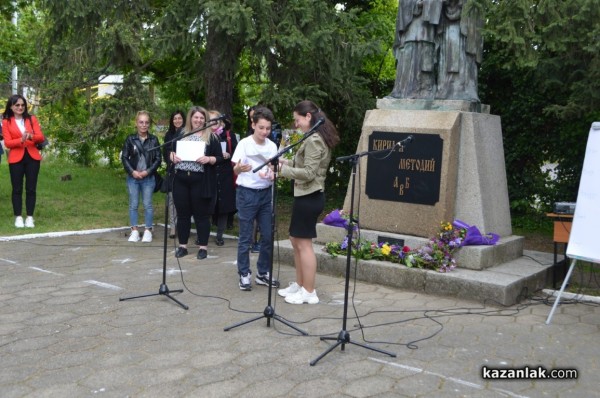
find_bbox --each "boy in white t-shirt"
[231,107,280,291]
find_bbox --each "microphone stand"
[119,123,217,309]
[310,138,412,366]
[224,126,322,334]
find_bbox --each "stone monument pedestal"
[343,99,512,240]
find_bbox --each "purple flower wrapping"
[323,209,349,229]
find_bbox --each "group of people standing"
[121,106,224,254]
[2,94,339,305]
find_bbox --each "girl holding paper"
[170,106,223,260]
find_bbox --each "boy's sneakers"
[284,287,319,305]
[278,282,301,297]
[250,242,261,253]
[128,229,140,242]
[239,273,252,291]
[141,229,153,243]
[14,216,24,228]
[255,272,280,288]
[25,216,35,228]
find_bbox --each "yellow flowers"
[381,244,391,256]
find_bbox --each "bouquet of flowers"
[323,221,467,272]
[403,221,466,272]
[322,209,352,229]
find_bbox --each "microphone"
[397,135,413,146]
[300,117,326,139]
[312,117,325,129]
[208,114,229,122]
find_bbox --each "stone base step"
[275,238,555,306]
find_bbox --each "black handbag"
[153,172,167,193]
[36,137,50,150]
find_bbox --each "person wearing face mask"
[208,110,238,246]
[277,100,340,305]
[170,106,223,260]
[2,95,47,228]
[163,110,186,238]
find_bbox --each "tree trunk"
[204,23,243,117]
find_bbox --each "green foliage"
[480,0,600,216]
[0,2,45,97]
[35,75,158,167]
[0,159,166,236]
[7,0,598,221]
[355,0,397,97]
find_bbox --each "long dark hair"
[293,100,339,149]
[246,105,257,136]
[167,110,186,135]
[2,94,32,122]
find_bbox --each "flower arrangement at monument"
[403,221,467,272]
[323,212,468,273]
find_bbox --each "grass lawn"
[0,159,333,238]
[0,159,159,235]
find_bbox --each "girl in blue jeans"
[121,111,161,242]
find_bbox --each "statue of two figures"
[388,0,484,101]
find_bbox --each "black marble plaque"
[366,131,443,205]
[377,236,405,247]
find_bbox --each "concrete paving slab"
[0,227,598,397]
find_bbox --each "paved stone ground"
[1,227,598,398]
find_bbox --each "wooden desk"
[546,213,574,288]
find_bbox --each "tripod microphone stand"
[119,141,188,310]
[310,137,412,366]
[223,125,327,334]
[224,155,306,334]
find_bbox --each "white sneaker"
[128,229,140,242]
[284,287,319,305]
[15,216,24,228]
[278,282,301,297]
[25,216,35,228]
[141,229,153,243]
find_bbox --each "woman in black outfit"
[169,106,223,260]
[208,110,238,246]
[162,110,186,238]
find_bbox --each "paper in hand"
[177,140,206,161]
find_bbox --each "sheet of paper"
[220,142,227,153]
[247,153,270,164]
[176,140,206,161]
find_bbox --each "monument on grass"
[343,0,512,241]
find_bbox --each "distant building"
[98,75,124,97]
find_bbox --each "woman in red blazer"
[2,95,46,228]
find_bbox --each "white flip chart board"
[547,122,600,324]
[566,122,600,263]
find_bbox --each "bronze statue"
[388,0,483,101]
